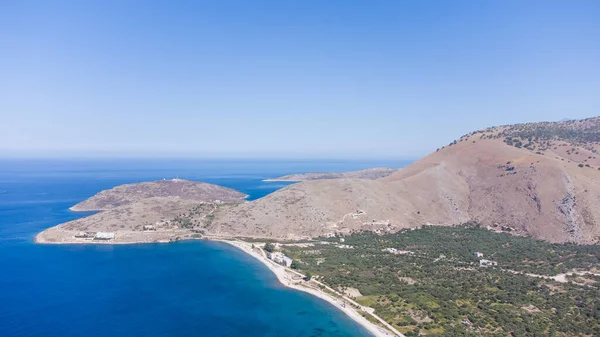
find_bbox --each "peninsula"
[35,179,246,244]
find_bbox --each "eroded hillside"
[210,117,600,244]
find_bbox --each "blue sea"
[0,159,410,337]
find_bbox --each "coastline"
[34,229,403,336]
[217,239,404,337]
[262,178,302,182]
[34,226,198,245]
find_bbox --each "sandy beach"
[218,239,405,337]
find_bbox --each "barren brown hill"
[37,180,246,244]
[266,168,397,181]
[211,117,600,244]
[71,179,247,211]
[37,197,202,244]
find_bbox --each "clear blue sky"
[1,1,599,159]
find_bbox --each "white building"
[94,232,115,240]
[383,247,414,255]
[479,259,497,267]
[74,232,95,239]
[270,252,293,267]
[474,252,484,257]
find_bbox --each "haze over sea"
[0,159,410,337]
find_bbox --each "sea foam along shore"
[218,239,405,337]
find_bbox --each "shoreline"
[217,239,404,337]
[34,222,402,336]
[262,178,302,182]
[34,226,199,245]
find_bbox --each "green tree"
[264,242,275,253]
[290,260,299,269]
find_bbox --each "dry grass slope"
[37,180,247,244]
[71,179,246,211]
[211,117,600,244]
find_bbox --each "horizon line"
[0,155,419,162]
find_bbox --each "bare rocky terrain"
[265,168,397,181]
[36,180,246,244]
[36,117,600,245]
[210,117,600,244]
[70,179,246,211]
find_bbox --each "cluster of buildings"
[74,231,115,241]
[269,252,293,267]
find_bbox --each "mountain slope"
[211,117,600,243]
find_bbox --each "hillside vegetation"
[282,224,600,336]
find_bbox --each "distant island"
[264,167,397,182]
[264,167,397,181]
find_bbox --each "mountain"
[210,117,600,243]
[265,168,397,181]
[70,179,246,211]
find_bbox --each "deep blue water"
[0,159,410,337]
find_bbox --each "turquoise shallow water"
[0,159,410,337]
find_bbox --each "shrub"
[264,242,275,253]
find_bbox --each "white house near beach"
[269,252,293,267]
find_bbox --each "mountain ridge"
[209,117,600,244]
